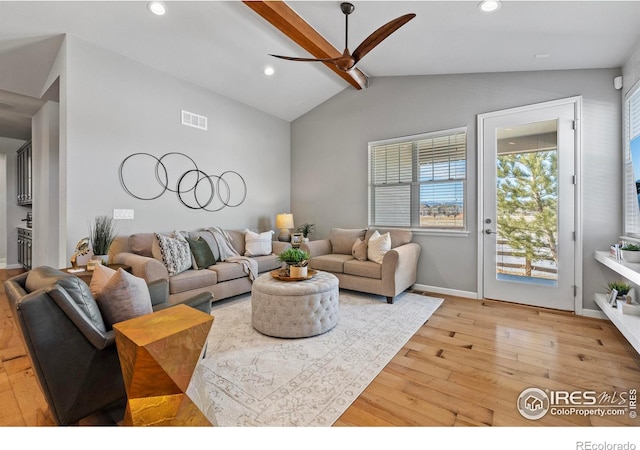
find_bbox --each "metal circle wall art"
[119,152,247,211]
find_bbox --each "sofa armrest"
[300,239,332,258]
[272,241,292,255]
[113,252,168,283]
[153,292,213,315]
[381,242,422,294]
[147,278,169,308]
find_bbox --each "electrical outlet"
[113,209,134,220]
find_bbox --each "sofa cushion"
[344,259,382,280]
[308,254,354,273]
[128,233,156,257]
[169,269,217,295]
[244,229,274,256]
[186,236,216,270]
[251,254,282,273]
[155,232,192,275]
[209,261,249,282]
[329,228,367,255]
[367,230,391,264]
[188,230,220,261]
[365,227,412,249]
[93,268,153,329]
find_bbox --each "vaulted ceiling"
[2,0,640,141]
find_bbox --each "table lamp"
[276,213,294,242]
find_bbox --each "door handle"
[485,229,497,235]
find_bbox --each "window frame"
[623,82,640,239]
[368,126,468,234]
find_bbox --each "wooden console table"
[113,304,214,426]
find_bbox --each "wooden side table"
[60,263,131,284]
[113,304,214,426]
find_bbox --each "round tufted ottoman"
[251,270,339,338]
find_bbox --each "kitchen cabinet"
[17,140,32,205]
[18,227,32,270]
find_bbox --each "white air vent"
[181,110,208,131]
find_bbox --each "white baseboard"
[411,285,612,319]
[4,263,23,270]
[412,283,478,299]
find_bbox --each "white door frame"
[477,96,583,314]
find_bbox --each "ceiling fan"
[270,2,416,72]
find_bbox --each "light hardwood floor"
[1,268,639,426]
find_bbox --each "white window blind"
[368,127,467,230]
[624,87,640,237]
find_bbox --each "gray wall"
[60,36,291,263]
[291,69,622,310]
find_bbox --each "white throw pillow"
[367,230,391,264]
[244,229,274,256]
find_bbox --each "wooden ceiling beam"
[243,1,368,90]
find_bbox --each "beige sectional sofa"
[300,227,421,304]
[110,229,290,307]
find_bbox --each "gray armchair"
[3,266,212,425]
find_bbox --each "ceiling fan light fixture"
[479,1,501,13]
[147,1,166,16]
[264,66,275,76]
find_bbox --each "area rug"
[186,290,443,427]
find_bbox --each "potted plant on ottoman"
[279,247,310,278]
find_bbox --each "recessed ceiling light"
[147,1,166,16]
[264,66,275,76]
[478,1,501,13]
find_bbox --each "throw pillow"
[93,268,153,328]
[329,228,367,255]
[186,236,216,269]
[367,230,391,264]
[155,232,192,275]
[351,238,367,261]
[89,263,118,297]
[188,230,221,261]
[244,229,274,256]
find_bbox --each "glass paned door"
[495,120,558,287]
[480,100,576,311]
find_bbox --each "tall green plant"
[497,150,558,273]
[89,215,117,255]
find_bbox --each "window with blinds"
[368,127,467,230]
[624,87,640,237]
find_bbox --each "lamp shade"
[276,213,294,229]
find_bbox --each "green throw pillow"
[186,236,216,270]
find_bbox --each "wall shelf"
[593,251,640,354]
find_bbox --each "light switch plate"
[113,209,134,220]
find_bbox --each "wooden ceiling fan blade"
[270,54,342,64]
[352,13,416,63]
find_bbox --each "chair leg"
[386,296,394,304]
